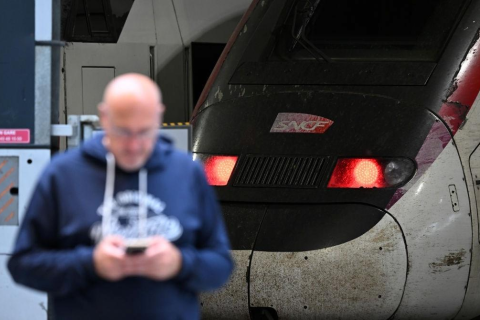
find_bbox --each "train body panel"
[249,214,407,319]
[389,138,471,319]
[453,92,480,319]
[201,250,251,319]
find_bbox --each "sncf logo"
[270,113,334,134]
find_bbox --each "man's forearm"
[8,246,98,296]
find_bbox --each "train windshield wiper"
[289,0,331,63]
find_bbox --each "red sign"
[270,113,334,134]
[0,129,30,144]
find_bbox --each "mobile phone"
[125,239,150,255]
[125,245,147,255]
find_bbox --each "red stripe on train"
[439,32,480,134]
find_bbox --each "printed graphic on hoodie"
[91,190,183,241]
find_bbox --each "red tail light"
[328,158,415,188]
[202,156,238,186]
[353,159,381,186]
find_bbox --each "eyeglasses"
[108,125,159,140]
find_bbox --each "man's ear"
[159,103,165,113]
[98,103,111,148]
[98,103,108,127]
[157,103,165,125]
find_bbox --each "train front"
[191,0,480,319]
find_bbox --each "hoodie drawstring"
[102,153,116,237]
[102,152,148,239]
[138,169,148,238]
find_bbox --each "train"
[191,0,480,319]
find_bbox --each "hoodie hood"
[81,133,175,171]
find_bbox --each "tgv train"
[191,0,480,319]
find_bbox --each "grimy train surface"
[191,0,480,318]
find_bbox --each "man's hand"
[129,236,183,281]
[93,236,182,281]
[93,236,143,281]
[93,236,126,281]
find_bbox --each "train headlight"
[327,158,415,188]
[383,158,415,186]
[193,154,238,186]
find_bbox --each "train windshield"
[279,0,468,62]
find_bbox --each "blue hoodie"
[8,134,233,320]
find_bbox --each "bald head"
[99,73,165,171]
[102,73,163,114]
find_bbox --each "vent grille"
[234,155,324,188]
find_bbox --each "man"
[8,73,233,320]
